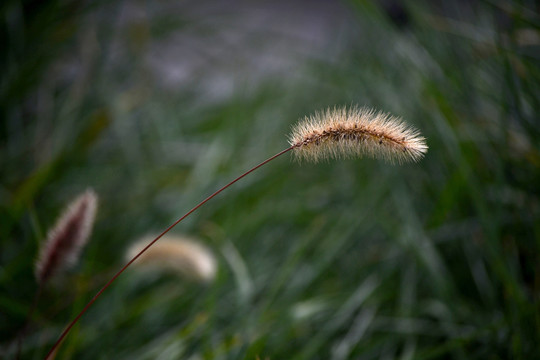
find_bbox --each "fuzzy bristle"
[289,106,428,163]
[126,235,217,282]
[35,189,98,285]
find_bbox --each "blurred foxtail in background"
[126,234,217,282]
[35,189,98,285]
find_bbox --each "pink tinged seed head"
[35,189,98,285]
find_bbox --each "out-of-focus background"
[1,0,539,358]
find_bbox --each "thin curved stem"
[44,146,294,359]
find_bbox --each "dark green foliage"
[1,0,539,359]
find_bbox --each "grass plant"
[44,106,427,358]
[2,0,539,359]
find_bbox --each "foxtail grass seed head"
[289,106,428,163]
[126,235,217,282]
[35,189,98,285]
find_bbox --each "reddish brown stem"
[44,146,294,359]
